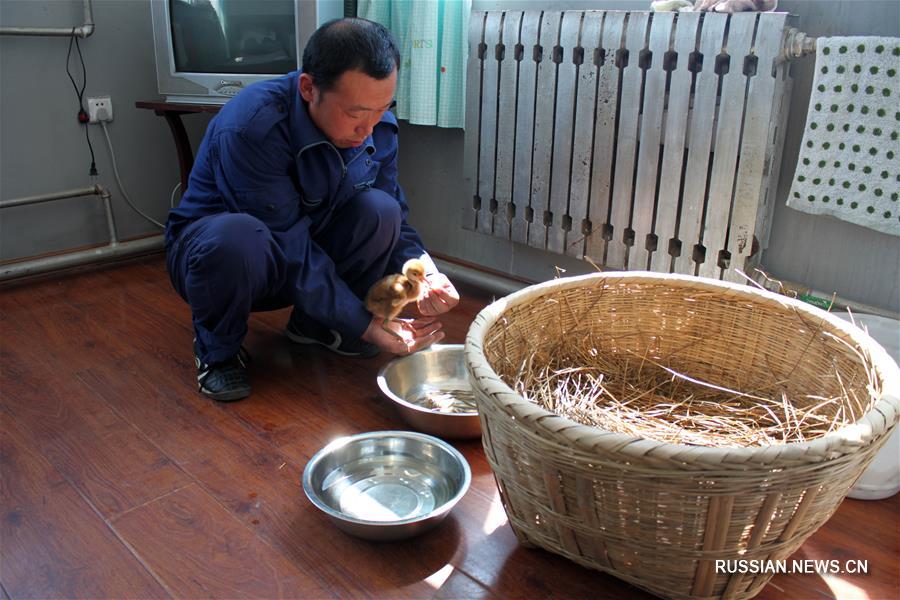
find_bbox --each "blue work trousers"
[166,188,401,364]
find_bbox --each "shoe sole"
[200,386,251,402]
[285,327,379,358]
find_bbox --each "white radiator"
[463,10,797,282]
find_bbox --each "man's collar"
[288,72,329,155]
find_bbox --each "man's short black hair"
[302,18,400,92]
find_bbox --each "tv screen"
[169,0,297,75]
[151,0,343,103]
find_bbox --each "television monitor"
[150,0,344,104]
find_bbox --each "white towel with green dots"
[787,36,900,236]
[358,0,470,129]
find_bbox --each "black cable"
[67,28,97,176]
[66,28,85,104]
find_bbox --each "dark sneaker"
[285,313,379,358]
[194,341,252,402]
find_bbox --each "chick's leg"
[381,318,406,340]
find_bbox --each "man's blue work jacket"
[166,70,428,341]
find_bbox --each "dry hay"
[487,277,879,448]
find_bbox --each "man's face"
[299,68,397,149]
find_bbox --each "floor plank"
[431,569,497,599]
[112,483,327,599]
[1,322,191,519]
[0,418,168,599]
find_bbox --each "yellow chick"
[364,259,429,338]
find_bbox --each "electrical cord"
[65,28,168,230]
[66,28,96,176]
[170,181,182,208]
[99,121,166,229]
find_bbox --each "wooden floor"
[1,256,897,600]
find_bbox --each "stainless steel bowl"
[302,431,471,541]
[377,344,482,439]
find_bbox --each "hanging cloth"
[358,0,470,128]
[786,37,900,236]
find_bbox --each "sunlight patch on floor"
[424,563,455,589]
[804,544,872,600]
[482,489,508,535]
[822,575,870,600]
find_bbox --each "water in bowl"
[320,455,456,522]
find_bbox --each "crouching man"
[165,18,459,401]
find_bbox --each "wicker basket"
[465,272,899,600]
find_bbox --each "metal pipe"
[433,258,527,298]
[0,0,94,38]
[780,27,817,63]
[0,182,142,281]
[101,188,119,245]
[0,185,104,209]
[0,235,164,282]
[436,256,898,320]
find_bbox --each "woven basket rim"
[465,271,900,466]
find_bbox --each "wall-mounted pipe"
[0,185,103,209]
[433,256,527,299]
[0,184,116,247]
[0,183,162,283]
[0,235,164,282]
[0,0,94,38]
[780,27,817,63]
[102,191,119,246]
[433,255,897,320]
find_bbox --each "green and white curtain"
[358,0,471,128]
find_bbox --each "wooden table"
[135,100,223,191]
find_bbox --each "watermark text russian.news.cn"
[715,559,869,575]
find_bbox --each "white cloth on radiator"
[787,36,900,236]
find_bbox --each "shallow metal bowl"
[377,344,482,439]
[302,431,471,541]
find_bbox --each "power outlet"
[87,96,114,123]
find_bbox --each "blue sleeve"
[211,130,372,339]
[373,133,430,274]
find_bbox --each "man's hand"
[417,272,460,316]
[361,316,444,355]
